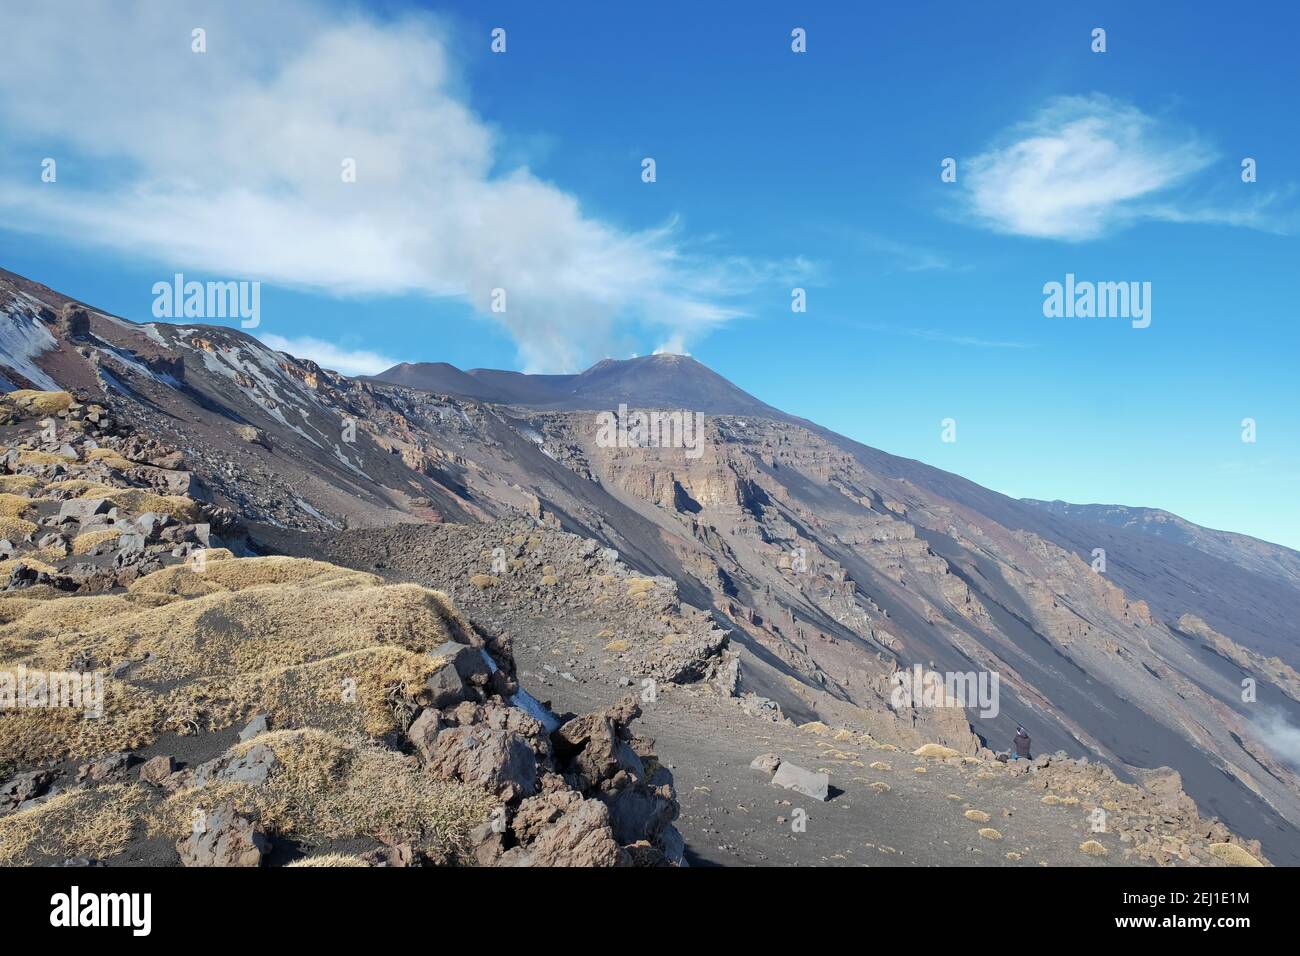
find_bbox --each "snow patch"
[476,648,562,733]
[294,497,340,529]
[0,309,60,390]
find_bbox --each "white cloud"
[258,333,397,377]
[0,0,791,372]
[960,95,1219,240]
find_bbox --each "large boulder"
[604,782,677,846]
[426,726,538,802]
[406,709,445,762]
[138,755,176,786]
[500,794,627,867]
[1135,765,1197,813]
[430,640,492,691]
[549,696,682,862]
[423,660,467,709]
[193,742,280,788]
[552,696,644,792]
[58,498,111,523]
[0,770,53,812]
[177,802,270,867]
[771,762,829,801]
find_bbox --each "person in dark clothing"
[1012,727,1032,760]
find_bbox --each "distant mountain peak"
[371,352,781,417]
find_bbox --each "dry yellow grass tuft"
[0,515,38,541]
[84,448,136,470]
[1207,843,1264,867]
[71,528,123,555]
[964,809,991,823]
[625,577,656,598]
[83,487,200,522]
[0,784,148,865]
[16,450,70,467]
[1079,840,1109,857]
[0,475,41,495]
[151,729,493,854]
[0,556,59,579]
[468,574,497,590]
[0,494,40,519]
[128,554,380,598]
[977,828,1003,841]
[286,853,370,867]
[0,597,44,625]
[1041,794,1080,806]
[912,743,961,759]
[4,390,74,415]
[0,556,482,765]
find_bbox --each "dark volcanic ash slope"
[1024,498,1300,595]
[4,265,1299,864]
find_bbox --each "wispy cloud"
[823,227,956,274]
[850,233,954,273]
[0,0,794,372]
[958,94,1292,240]
[843,320,1034,350]
[258,333,397,377]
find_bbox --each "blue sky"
[1,1,1297,548]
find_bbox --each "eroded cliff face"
[496,408,1300,859]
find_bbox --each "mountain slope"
[3,266,1297,865]
[1024,498,1300,593]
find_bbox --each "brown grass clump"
[0,597,44,625]
[197,645,444,738]
[913,743,961,759]
[78,487,199,522]
[286,853,370,867]
[626,577,656,598]
[0,557,60,580]
[0,557,480,764]
[151,729,493,854]
[0,515,38,541]
[70,529,123,555]
[4,390,74,415]
[0,494,39,519]
[0,680,171,768]
[0,784,149,865]
[84,448,137,470]
[0,475,41,495]
[1208,843,1264,867]
[16,450,70,467]
[128,554,380,598]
